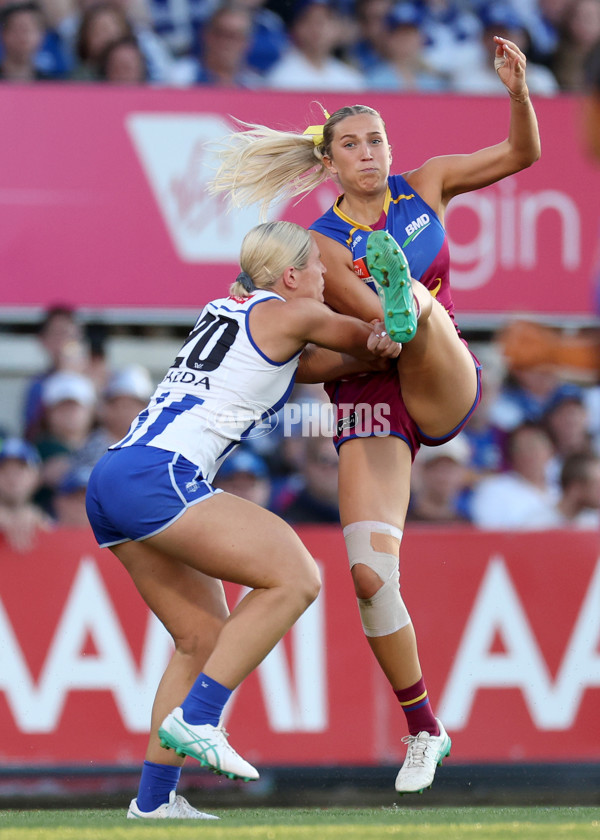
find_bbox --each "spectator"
[0,437,52,552]
[419,0,483,78]
[213,447,272,507]
[583,384,600,453]
[257,381,326,480]
[352,0,393,73]
[30,0,74,76]
[268,430,306,514]
[53,464,92,526]
[521,0,572,69]
[113,0,178,82]
[552,0,600,90]
[60,0,176,82]
[265,0,366,92]
[451,2,559,95]
[469,422,559,529]
[75,364,154,469]
[237,0,288,74]
[487,366,584,433]
[98,31,146,79]
[280,434,340,524]
[143,0,207,57]
[33,370,97,516]
[0,1,51,81]
[22,305,89,442]
[536,451,600,528]
[174,2,262,87]
[259,385,331,514]
[408,435,472,523]
[70,1,136,79]
[366,1,449,92]
[461,354,509,476]
[498,320,600,456]
[542,392,596,487]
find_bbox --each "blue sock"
[136,760,181,813]
[180,672,232,726]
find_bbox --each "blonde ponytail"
[210,106,385,218]
[229,270,256,298]
[209,121,329,219]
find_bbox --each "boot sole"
[366,231,417,343]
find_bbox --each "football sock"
[136,760,181,812]
[180,672,232,726]
[394,677,439,736]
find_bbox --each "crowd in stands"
[0,0,599,91]
[0,0,599,546]
[1,305,598,552]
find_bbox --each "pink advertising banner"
[0,526,598,767]
[0,86,598,318]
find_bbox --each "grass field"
[0,807,599,839]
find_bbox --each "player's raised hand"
[493,36,528,100]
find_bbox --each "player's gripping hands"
[367,319,402,360]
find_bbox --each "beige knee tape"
[343,520,411,638]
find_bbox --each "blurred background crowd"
[0,303,598,552]
[1,0,599,548]
[0,0,599,91]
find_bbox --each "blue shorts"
[85,446,220,548]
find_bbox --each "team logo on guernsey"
[337,412,357,435]
[403,213,431,247]
[209,401,280,439]
[229,294,254,304]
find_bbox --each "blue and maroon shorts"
[325,355,482,461]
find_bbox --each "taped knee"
[343,520,411,638]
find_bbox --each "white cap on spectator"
[419,435,471,466]
[42,371,96,407]
[104,365,154,402]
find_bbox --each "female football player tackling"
[86,221,399,819]
[210,36,541,794]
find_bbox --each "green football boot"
[366,231,418,343]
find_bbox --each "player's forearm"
[296,344,386,384]
[507,91,541,168]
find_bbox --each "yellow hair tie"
[303,110,331,146]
